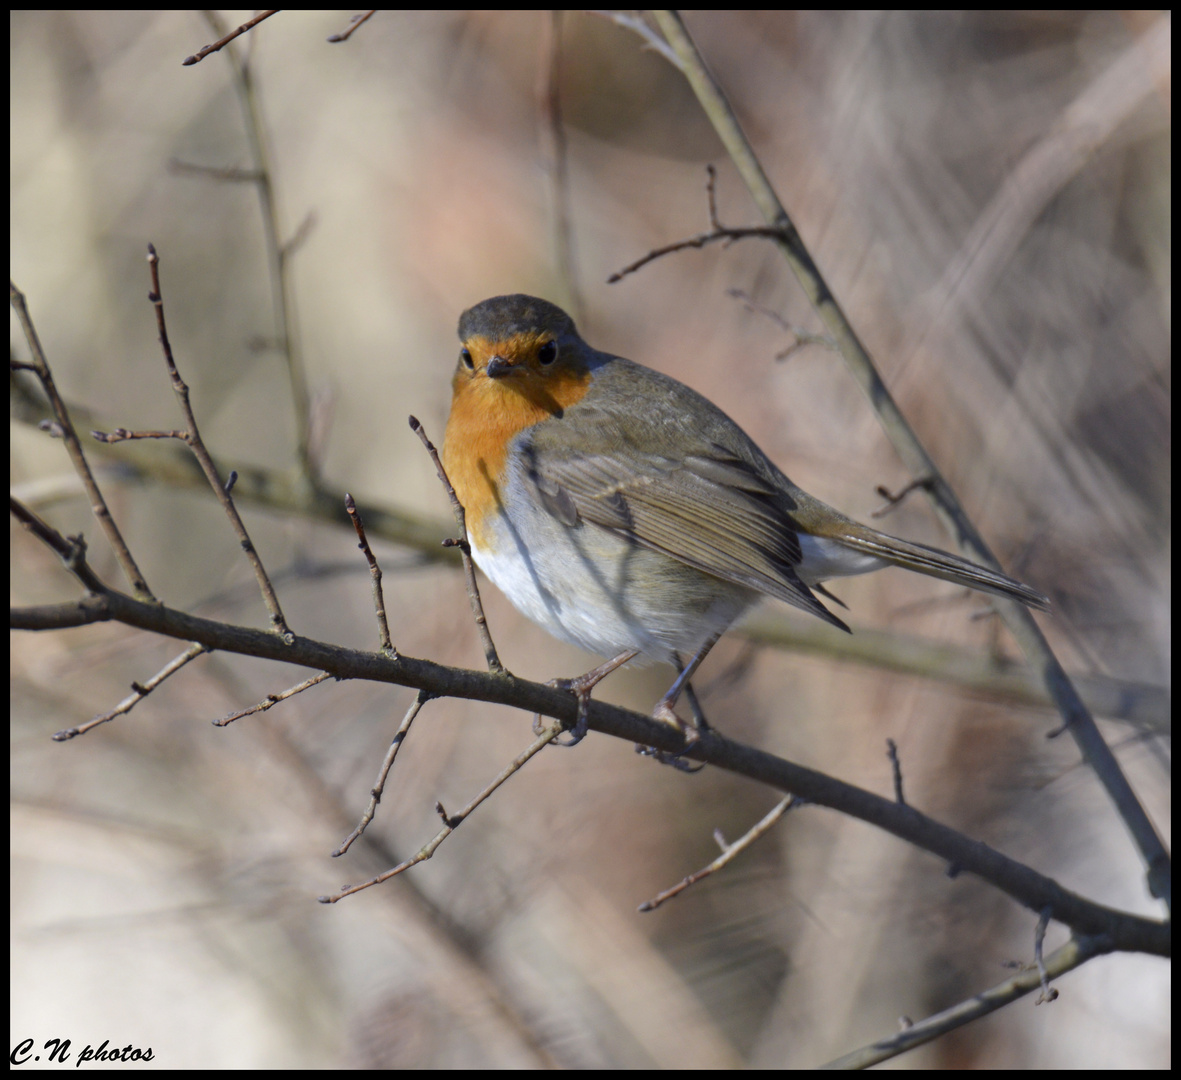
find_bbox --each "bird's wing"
[520,410,849,632]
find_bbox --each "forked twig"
[321,722,562,902]
[639,796,798,911]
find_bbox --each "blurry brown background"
[11,10,1169,1068]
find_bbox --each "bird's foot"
[535,650,638,746]
[632,697,704,766]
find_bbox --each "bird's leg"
[543,650,639,746]
[651,632,724,749]
[631,652,711,770]
[680,678,710,734]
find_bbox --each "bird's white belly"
[471,509,754,664]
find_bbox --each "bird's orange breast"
[442,337,592,549]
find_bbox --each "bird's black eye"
[537,340,557,366]
[459,347,474,370]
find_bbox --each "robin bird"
[442,294,1049,745]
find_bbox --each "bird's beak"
[486,355,514,379]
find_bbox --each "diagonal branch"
[647,8,1170,910]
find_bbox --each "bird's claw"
[634,743,706,772]
[540,675,591,746]
[643,699,702,760]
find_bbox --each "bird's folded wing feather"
[520,423,848,631]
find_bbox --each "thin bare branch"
[346,492,395,655]
[10,281,156,601]
[213,671,335,728]
[327,10,376,44]
[182,9,279,66]
[321,722,562,902]
[52,643,209,741]
[333,689,432,856]
[144,244,293,639]
[825,934,1099,1067]
[409,415,505,674]
[186,9,314,482]
[886,739,906,805]
[639,796,797,911]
